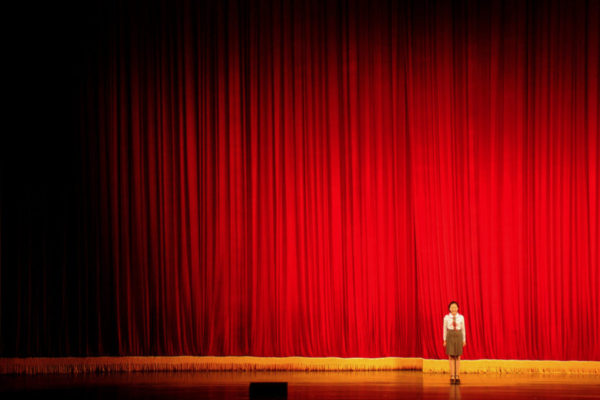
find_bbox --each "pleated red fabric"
[2,0,598,361]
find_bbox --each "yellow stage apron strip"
[0,357,598,375]
[423,358,600,375]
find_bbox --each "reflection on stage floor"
[1,370,599,399]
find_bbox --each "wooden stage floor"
[1,370,599,399]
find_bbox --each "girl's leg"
[456,356,460,377]
[448,356,455,377]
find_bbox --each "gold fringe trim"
[0,356,421,375]
[423,359,600,375]
[0,357,598,375]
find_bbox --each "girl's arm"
[443,317,447,342]
[462,317,466,343]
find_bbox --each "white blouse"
[443,312,466,343]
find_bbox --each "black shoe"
[455,377,461,384]
[450,376,456,384]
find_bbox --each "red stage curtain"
[2,0,598,360]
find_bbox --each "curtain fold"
[1,0,598,360]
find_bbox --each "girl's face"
[449,304,458,314]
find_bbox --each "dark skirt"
[445,329,463,356]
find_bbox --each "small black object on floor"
[249,382,288,398]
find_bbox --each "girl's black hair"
[448,301,459,310]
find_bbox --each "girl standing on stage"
[443,301,465,384]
